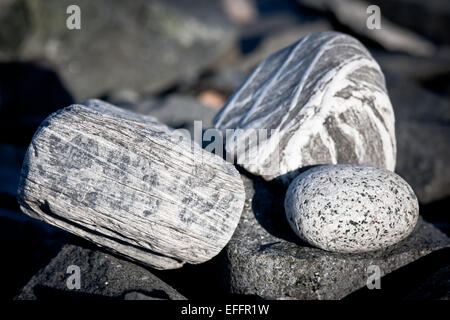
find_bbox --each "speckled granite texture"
[285,165,419,253]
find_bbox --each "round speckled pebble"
[284,164,419,253]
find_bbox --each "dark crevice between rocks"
[149,248,263,300]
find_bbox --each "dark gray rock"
[396,122,450,205]
[220,173,450,299]
[0,144,25,196]
[5,0,235,100]
[296,0,436,56]
[198,69,249,96]
[387,74,450,125]
[373,51,450,84]
[233,20,332,73]
[16,244,186,300]
[370,0,450,45]
[386,74,450,204]
[0,0,29,59]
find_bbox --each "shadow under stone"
[246,165,321,247]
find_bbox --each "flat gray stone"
[220,173,450,299]
[16,244,186,300]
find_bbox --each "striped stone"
[214,31,396,184]
[17,100,245,270]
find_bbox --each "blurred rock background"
[0,0,449,300]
